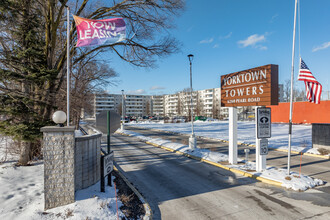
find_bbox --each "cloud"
[150,86,165,90]
[270,14,279,23]
[312,41,330,52]
[199,37,214,44]
[256,45,268,50]
[220,32,232,40]
[238,34,267,50]
[213,44,220,48]
[126,89,146,95]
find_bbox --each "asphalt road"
[108,132,330,220]
[124,126,330,185]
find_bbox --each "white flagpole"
[66,6,70,127]
[288,0,298,175]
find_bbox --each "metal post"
[189,59,194,136]
[244,148,250,164]
[121,90,124,130]
[107,111,110,153]
[101,155,105,192]
[66,6,70,126]
[107,111,112,187]
[288,0,298,175]
[188,54,196,149]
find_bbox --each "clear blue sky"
[106,0,330,95]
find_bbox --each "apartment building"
[198,88,221,118]
[94,93,152,117]
[164,94,179,116]
[93,86,264,119]
[125,94,151,116]
[93,93,122,117]
[151,95,165,116]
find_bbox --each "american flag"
[298,58,322,104]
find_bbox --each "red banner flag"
[73,15,126,47]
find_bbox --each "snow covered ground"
[0,136,125,220]
[128,120,323,155]
[0,120,326,219]
[118,128,325,191]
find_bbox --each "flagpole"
[288,0,298,175]
[66,6,70,127]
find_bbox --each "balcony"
[96,104,115,107]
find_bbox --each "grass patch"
[285,176,292,181]
[318,148,330,155]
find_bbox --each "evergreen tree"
[0,0,56,164]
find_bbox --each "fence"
[75,133,102,190]
[269,100,330,124]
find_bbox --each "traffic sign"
[257,107,271,139]
[260,138,268,155]
[96,110,121,134]
[100,151,114,192]
[102,151,114,177]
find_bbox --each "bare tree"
[56,59,118,126]
[0,0,185,165]
[283,80,291,102]
[283,79,306,102]
[146,100,151,116]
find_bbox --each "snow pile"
[118,129,324,191]
[0,161,124,220]
[129,121,326,156]
[258,167,324,191]
[74,130,84,137]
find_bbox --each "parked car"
[120,116,129,123]
[195,116,207,121]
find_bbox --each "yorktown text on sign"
[220,64,278,107]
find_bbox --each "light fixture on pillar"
[188,54,196,149]
[52,111,67,127]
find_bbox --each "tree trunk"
[19,141,31,165]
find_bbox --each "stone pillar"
[40,126,75,210]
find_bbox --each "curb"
[127,126,330,160]
[118,132,283,189]
[113,165,152,220]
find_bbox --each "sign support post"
[255,137,263,172]
[229,107,237,164]
[256,107,271,172]
[220,64,278,169]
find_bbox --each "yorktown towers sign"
[221,64,279,107]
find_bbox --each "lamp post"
[121,90,125,130]
[188,54,196,149]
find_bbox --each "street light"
[188,54,196,149]
[121,90,125,130]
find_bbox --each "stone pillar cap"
[40,126,76,132]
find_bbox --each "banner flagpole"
[66,6,70,126]
[288,0,298,175]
